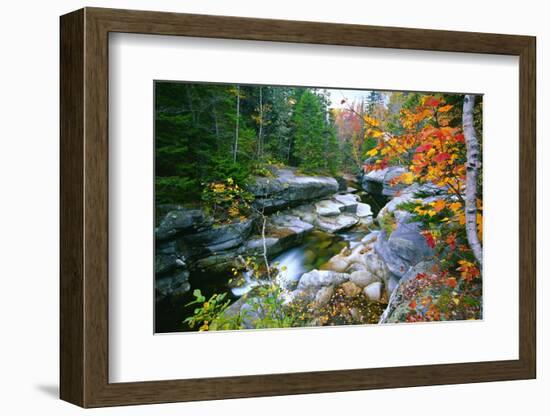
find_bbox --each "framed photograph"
[60,7,536,408]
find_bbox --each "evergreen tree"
[292,90,326,172]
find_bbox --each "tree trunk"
[462,94,483,270]
[233,86,240,163]
[258,87,263,159]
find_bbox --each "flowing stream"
[156,188,388,332]
[231,230,361,297]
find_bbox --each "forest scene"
[154,81,483,333]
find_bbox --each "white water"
[230,246,308,297]
[229,228,369,298]
[273,247,308,289]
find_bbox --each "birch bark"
[463,94,483,269]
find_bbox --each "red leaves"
[409,300,417,309]
[421,231,437,249]
[378,159,388,170]
[457,260,480,282]
[415,273,428,280]
[446,233,457,250]
[424,97,441,107]
[446,277,457,288]
[415,143,432,153]
[433,152,451,163]
[454,133,465,143]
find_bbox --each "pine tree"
[292,90,326,173]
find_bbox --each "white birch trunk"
[463,94,483,269]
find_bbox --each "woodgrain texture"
[60,7,536,408]
[59,8,84,406]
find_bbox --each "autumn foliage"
[353,94,483,321]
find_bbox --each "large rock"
[155,239,191,299]
[194,213,316,274]
[290,269,351,304]
[155,269,190,299]
[248,168,339,213]
[314,285,335,306]
[218,288,269,329]
[288,204,317,224]
[322,232,390,291]
[245,214,313,258]
[296,269,350,290]
[333,194,360,213]
[379,261,436,323]
[182,217,256,254]
[349,270,379,288]
[361,166,408,197]
[155,206,211,241]
[315,200,344,216]
[334,176,348,191]
[315,214,358,233]
[356,202,373,217]
[376,182,446,223]
[155,252,186,275]
[363,282,383,301]
[374,212,434,279]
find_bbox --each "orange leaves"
[449,201,462,214]
[446,277,458,288]
[457,260,480,282]
[438,104,454,113]
[433,199,446,213]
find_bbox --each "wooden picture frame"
[60,7,536,408]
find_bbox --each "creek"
[155,189,388,332]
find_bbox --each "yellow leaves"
[366,148,378,157]
[477,212,483,241]
[363,115,380,127]
[414,205,428,216]
[398,172,415,185]
[437,104,454,113]
[228,204,240,218]
[369,130,384,138]
[457,260,480,282]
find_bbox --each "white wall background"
[0,0,545,414]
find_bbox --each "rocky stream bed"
[155,167,447,332]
